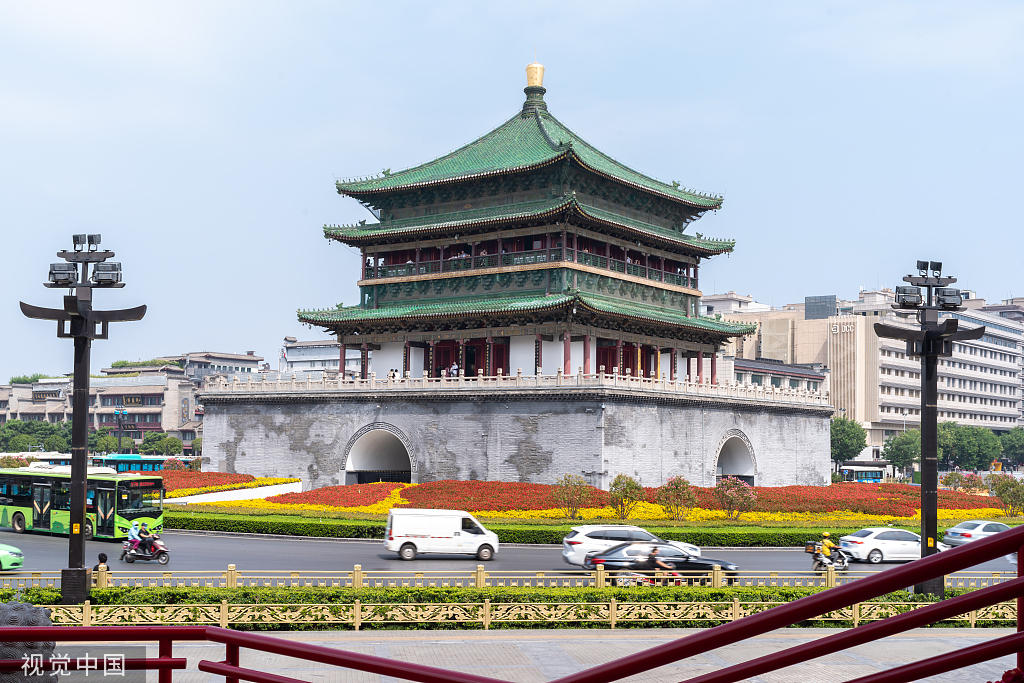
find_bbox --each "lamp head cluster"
[46,234,124,290]
[893,259,963,312]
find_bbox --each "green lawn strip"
[166,511,956,546]
[12,586,999,630]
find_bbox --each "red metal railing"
[2,527,1023,683]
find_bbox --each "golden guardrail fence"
[42,598,1018,630]
[0,565,1013,591]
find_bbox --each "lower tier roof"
[298,292,752,337]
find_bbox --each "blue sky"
[2,1,1022,380]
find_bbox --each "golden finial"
[526,58,545,88]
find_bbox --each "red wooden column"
[563,331,571,374]
[583,335,591,375]
[360,343,369,380]
[711,351,718,385]
[535,334,543,374]
[339,344,346,377]
[654,345,661,379]
[669,348,676,381]
[697,350,704,384]
[615,339,623,373]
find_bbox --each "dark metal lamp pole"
[20,234,146,604]
[874,260,983,598]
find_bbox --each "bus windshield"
[117,484,163,513]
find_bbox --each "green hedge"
[12,585,998,630]
[165,512,915,547]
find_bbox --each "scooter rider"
[137,523,154,555]
[127,521,141,551]
[821,532,838,559]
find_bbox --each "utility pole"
[20,234,146,604]
[875,260,982,597]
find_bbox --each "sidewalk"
[87,627,1015,683]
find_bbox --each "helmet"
[822,532,831,538]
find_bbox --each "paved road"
[1,528,1014,574]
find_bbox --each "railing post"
[609,597,617,629]
[95,563,108,589]
[82,600,91,627]
[826,566,836,588]
[224,639,239,683]
[226,564,238,589]
[731,597,741,621]
[159,637,173,683]
[354,598,361,631]
[483,599,491,630]
[853,602,860,627]
[475,564,486,589]
[596,564,606,589]
[1018,539,1023,669]
[353,564,363,589]
[712,565,724,587]
[220,599,230,629]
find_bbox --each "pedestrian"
[451,361,459,376]
[92,553,108,571]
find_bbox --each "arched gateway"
[342,423,415,484]
[715,429,756,485]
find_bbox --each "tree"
[937,421,961,468]
[954,426,1002,471]
[191,437,202,457]
[830,416,867,470]
[608,474,643,520]
[714,477,758,520]
[95,436,120,454]
[941,471,984,492]
[1001,428,1024,467]
[159,437,183,456]
[7,434,34,453]
[551,474,592,519]
[0,455,35,468]
[139,432,169,455]
[8,373,56,385]
[986,473,1024,517]
[656,476,698,521]
[43,435,68,453]
[881,429,920,476]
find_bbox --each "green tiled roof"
[297,292,749,336]
[335,93,722,209]
[324,195,734,255]
[298,293,574,325]
[579,294,754,334]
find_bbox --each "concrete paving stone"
[613,665,724,683]
[558,641,712,666]
[758,664,884,683]
[448,666,550,683]
[714,642,858,665]
[388,643,532,666]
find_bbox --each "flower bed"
[167,477,301,498]
[208,479,1005,523]
[161,471,255,493]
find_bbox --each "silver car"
[942,520,1010,547]
[562,525,700,566]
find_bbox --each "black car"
[583,542,739,585]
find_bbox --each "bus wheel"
[11,513,25,534]
[84,522,93,541]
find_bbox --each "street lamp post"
[115,407,127,453]
[875,260,982,597]
[20,234,145,604]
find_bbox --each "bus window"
[52,484,71,511]
[117,484,163,513]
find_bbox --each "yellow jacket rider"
[821,532,838,557]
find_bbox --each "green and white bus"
[0,463,164,540]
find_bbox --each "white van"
[385,508,499,561]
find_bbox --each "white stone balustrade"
[201,369,830,408]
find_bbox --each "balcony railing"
[362,247,695,289]
[201,369,830,407]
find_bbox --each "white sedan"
[562,525,700,566]
[839,528,932,564]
